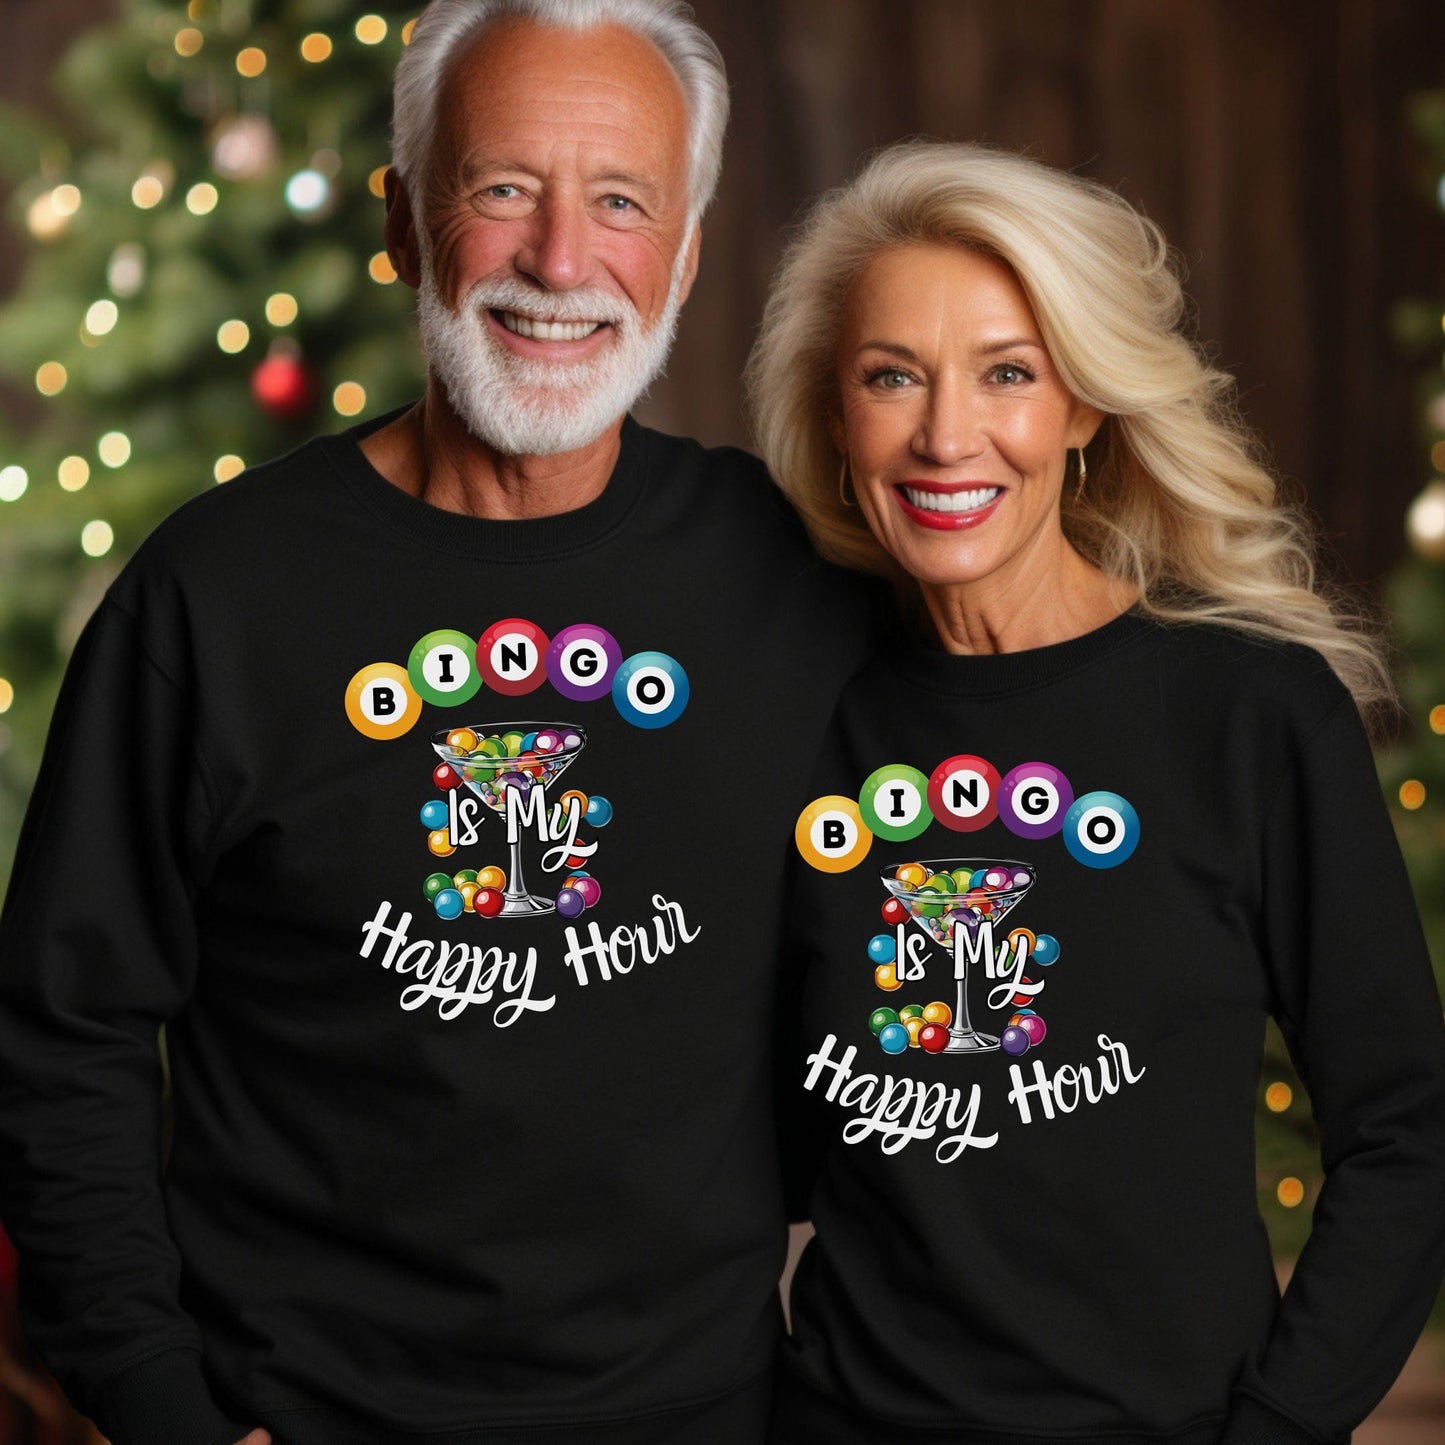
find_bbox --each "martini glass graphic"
[881,858,1035,1054]
[432,723,586,916]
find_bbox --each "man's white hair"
[392,0,729,222]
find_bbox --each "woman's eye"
[991,363,1033,385]
[871,368,913,389]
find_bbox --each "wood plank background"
[4,0,1443,592]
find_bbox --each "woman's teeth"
[900,485,1000,513]
[498,312,602,341]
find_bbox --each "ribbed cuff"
[1215,1393,1328,1445]
[94,1347,250,1445]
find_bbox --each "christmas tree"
[0,0,427,887]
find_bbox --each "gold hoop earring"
[1074,446,1088,502]
[838,456,857,508]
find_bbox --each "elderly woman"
[750,142,1445,1445]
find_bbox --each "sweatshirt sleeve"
[1219,695,1445,1444]
[0,598,248,1445]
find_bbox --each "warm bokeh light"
[1430,704,1445,735]
[369,251,398,284]
[1399,779,1427,811]
[132,175,165,209]
[217,319,251,353]
[108,243,146,297]
[333,382,367,416]
[0,467,28,503]
[1264,1082,1293,1113]
[174,26,203,56]
[36,362,68,396]
[237,47,267,77]
[51,184,81,216]
[81,520,115,558]
[98,431,131,468]
[85,300,119,336]
[1276,1177,1305,1209]
[301,32,333,62]
[58,456,90,491]
[356,15,388,44]
[402,17,418,44]
[214,455,246,483]
[26,192,68,239]
[186,182,219,215]
[368,165,390,198]
[265,292,299,326]
[285,169,328,214]
[1432,440,1445,475]
[0,678,12,714]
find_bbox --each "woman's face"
[834,243,1100,591]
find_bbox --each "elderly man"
[0,3,876,1443]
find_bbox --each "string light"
[1276,1178,1305,1209]
[265,292,298,326]
[174,27,203,56]
[27,187,78,239]
[369,251,397,284]
[132,175,165,209]
[301,33,333,62]
[285,169,329,215]
[0,678,12,714]
[236,47,267,77]
[97,431,131,468]
[58,456,90,491]
[214,455,245,482]
[1264,1082,1292,1113]
[402,17,418,44]
[85,299,119,336]
[1429,705,1445,735]
[108,243,146,297]
[187,0,204,17]
[0,466,28,502]
[1399,780,1427,810]
[186,182,219,215]
[51,184,81,217]
[368,165,389,198]
[217,319,250,353]
[36,361,68,396]
[356,15,388,44]
[81,520,114,558]
[333,382,367,416]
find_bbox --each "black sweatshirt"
[0,414,879,1445]
[773,611,1445,1445]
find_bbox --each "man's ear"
[384,169,423,289]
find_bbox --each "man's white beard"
[416,233,690,457]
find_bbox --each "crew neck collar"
[886,606,1156,698]
[322,405,651,563]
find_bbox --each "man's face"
[399,18,700,456]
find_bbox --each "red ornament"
[251,348,317,418]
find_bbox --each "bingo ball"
[556,887,586,919]
[477,865,506,890]
[904,1016,927,1047]
[446,727,478,753]
[459,881,480,911]
[433,888,465,921]
[922,1001,952,1027]
[881,898,907,927]
[869,1007,900,1036]
[1032,933,1061,966]
[427,829,456,857]
[573,875,602,908]
[874,964,901,992]
[473,887,504,918]
[919,1023,950,1053]
[452,869,479,886]
[1018,1015,1048,1045]
[867,934,896,965]
[433,763,461,790]
[898,1004,924,1023]
[423,872,453,902]
[878,1022,910,1055]
[1012,979,1038,1007]
[894,862,927,888]
[1008,1010,1036,1026]
[585,795,614,827]
[1001,1026,1032,1056]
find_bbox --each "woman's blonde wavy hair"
[746,141,1394,723]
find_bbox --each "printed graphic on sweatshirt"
[794,756,1145,1162]
[343,620,701,1028]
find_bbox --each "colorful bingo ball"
[556,887,586,919]
[881,897,908,927]
[446,727,479,753]
[1012,868,1034,889]
[1001,1026,1032,1056]
[344,662,422,741]
[999,762,1074,840]
[433,762,461,790]
[1008,1009,1037,1025]
[919,1023,950,1053]
[795,795,874,873]
[452,868,479,886]
[408,629,482,707]
[877,1022,910,1055]
[904,1017,927,1047]
[1018,1015,1048,1045]
[612,650,689,729]
[547,624,622,703]
[869,1007,900,1035]
[911,885,945,919]
[1032,933,1061,966]
[477,617,549,695]
[1011,979,1038,1007]
[895,862,927,888]
[423,872,453,902]
[559,789,589,819]
[860,764,933,842]
[1007,927,1036,957]
[867,934,897,965]
[426,829,456,857]
[458,881,481,911]
[898,1004,925,1023]
[501,731,525,757]
[927,753,1001,833]
[585,795,614,827]
[1063,791,1140,869]
[573,876,602,908]
[473,887,504,918]
[433,888,465,920]
[874,964,901,992]
[477,865,506,890]
[922,1001,952,1027]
